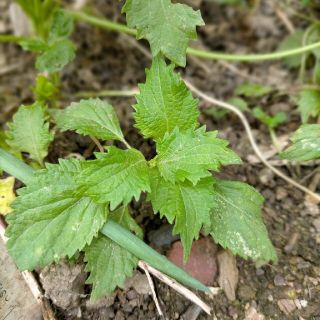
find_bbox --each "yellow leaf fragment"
[0,177,16,215]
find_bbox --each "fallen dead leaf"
[217,250,239,301]
[0,176,15,215]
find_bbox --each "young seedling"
[252,106,287,152]
[0,0,279,304]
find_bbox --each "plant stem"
[75,89,138,98]
[121,138,132,149]
[101,220,209,292]
[67,10,137,36]
[0,148,208,292]
[269,128,282,153]
[67,10,320,62]
[0,35,26,43]
[0,149,34,183]
[90,136,104,152]
[299,23,319,84]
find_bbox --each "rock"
[274,275,286,287]
[148,224,180,247]
[181,305,202,320]
[275,186,288,200]
[305,201,320,216]
[124,271,151,295]
[256,268,265,276]
[259,168,274,185]
[277,299,297,315]
[284,233,299,254]
[126,289,137,300]
[312,218,320,232]
[244,305,265,320]
[167,237,218,286]
[217,250,239,301]
[40,261,86,310]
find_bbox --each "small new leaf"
[253,107,286,129]
[34,75,58,103]
[281,124,320,161]
[297,89,320,123]
[5,159,108,270]
[149,169,213,261]
[134,57,199,141]
[123,0,204,66]
[85,206,141,301]
[36,39,76,74]
[235,83,273,98]
[55,98,124,142]
[49,9,74,43]
[155,127,241,184]
[277,30,304,68]
[79,147,150,210]
[19,38,48,52]
[6,103,53,166]
[208,179,277,263]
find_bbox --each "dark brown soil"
[0,1,319,319]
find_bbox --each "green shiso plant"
[0,0,290,303]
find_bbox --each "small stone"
[167,238,218,285]
[124,271,151,295]
[115,310,125,320]
[148,224,180,247]
[256,268,265,276]
[181,305,202,320]
[267,295,274,302]
[244,305,265,320]
[276,186,288,200]
[259,168,274,185]
[297,260,311,270]
[300,300,308,308]
[305,202,320,216]
[312,218,320,232]
[126,289,137,300]
[274,275,286,286]
[277,299,296,315]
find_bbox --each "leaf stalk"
[67,10,320,63]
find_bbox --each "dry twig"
[138,261,211,315]
[138,261,164,317]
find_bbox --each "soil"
[0,1,319,319]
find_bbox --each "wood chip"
[217,250,239,301]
